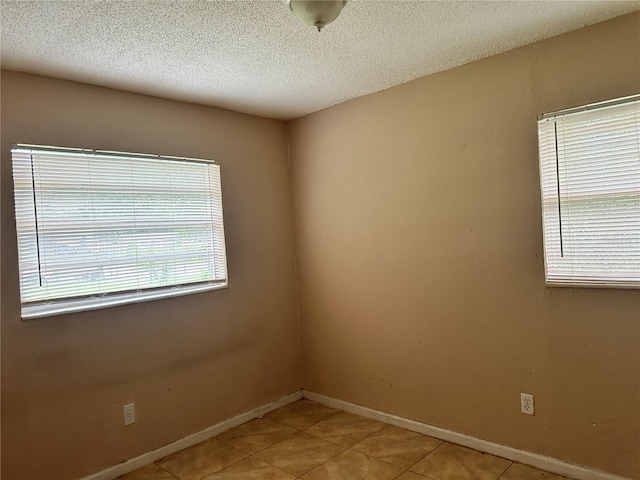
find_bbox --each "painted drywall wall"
[0,71,301,480]
[289,13,640,479]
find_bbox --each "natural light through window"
[12,145,228,318]
[537,95,640,288]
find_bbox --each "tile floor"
[118,399,571,480]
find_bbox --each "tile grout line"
[305,399,400,477]
[194,443,250,480]
[238,408,349,478]
[283,407,368,478]
[211,442,251,480]
[405,441,514,480]
[387,440,445,480]
[293,413,398,479]
[244,452,298,478]
[266,405,445,480]
[152,461,181,480]
[495,460,516,480]
[405,440,447,478]
[239,408,344,459]
[297,444,348,478]
[285,414,351,478]
[300,403,457,480]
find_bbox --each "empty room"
[1,2,639,480]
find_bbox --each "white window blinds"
[537,95,640,288]
[12,145,228,318]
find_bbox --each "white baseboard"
[81,388,630,480]
[302,391,631,480]
[81,390,303,480]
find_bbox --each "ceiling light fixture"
[286,0,347,32]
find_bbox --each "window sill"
[21,281,228,319]
[545,281,639,290]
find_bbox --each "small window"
[12,145,228,318]
[537,95,640,288]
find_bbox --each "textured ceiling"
[1,1,639,120]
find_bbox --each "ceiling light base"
[287,0,347,31]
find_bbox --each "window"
[12,145,228,318]
[537,95,640,288]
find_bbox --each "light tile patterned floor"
[119,399,572,480]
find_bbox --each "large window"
[12,145,227,318]
[537,95,639,288]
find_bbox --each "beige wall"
[1,71,302,480]
[290,13,640,479]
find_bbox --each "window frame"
[12,144,229,319]
[537,95,640,289]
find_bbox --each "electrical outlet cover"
[124,403,136,425]
[520,393,534,415]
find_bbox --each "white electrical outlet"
[123,403,136,425]
[520,393,534,415]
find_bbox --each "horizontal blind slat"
[12,146,228,315]
[538,97,640,287]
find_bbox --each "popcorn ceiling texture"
[1,0,638,120]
